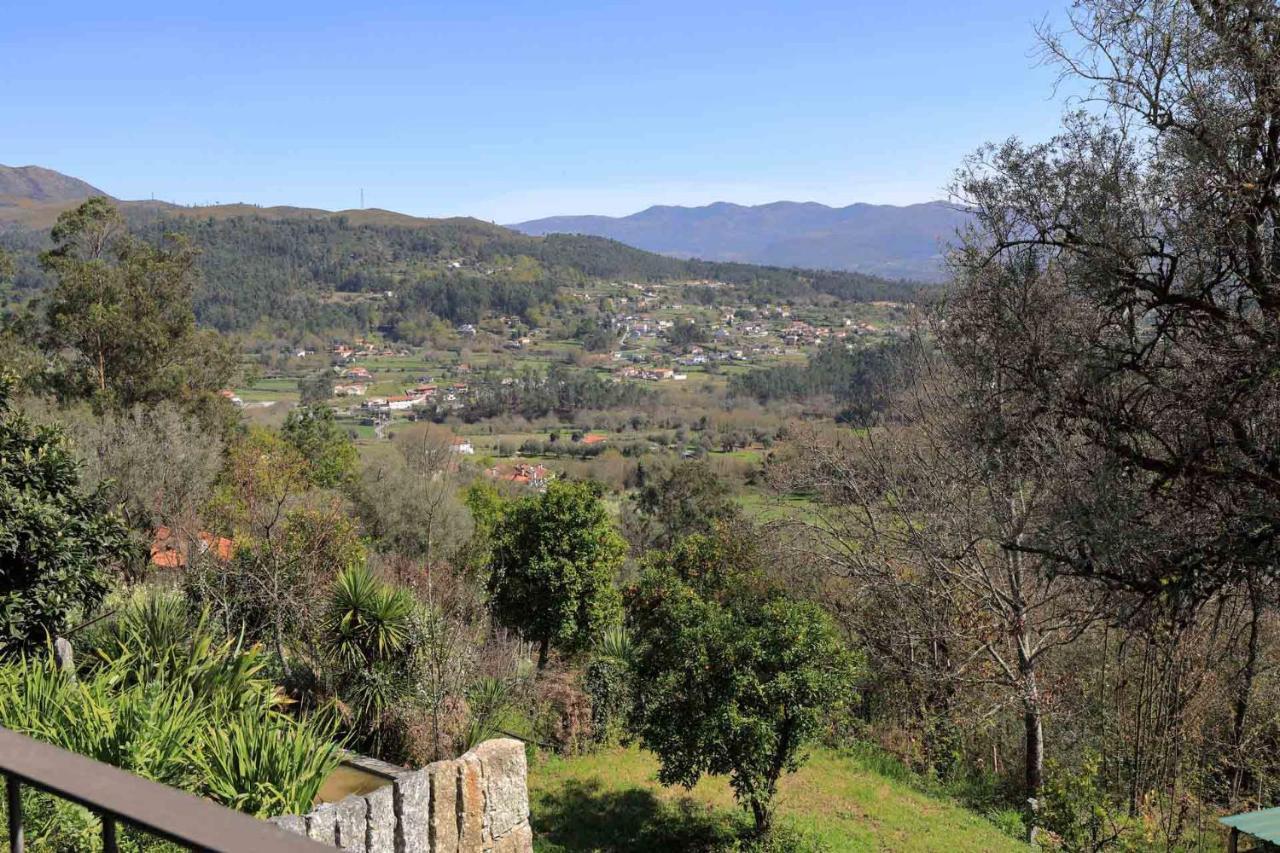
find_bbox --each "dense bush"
[0,374,132,653]
[583,658,631,746]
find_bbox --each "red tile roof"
[149,527,234,569]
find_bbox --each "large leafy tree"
[628,527,859,837]
[940,0,1280,807]
[951,0,1280,608]
[38,197,234,410]
[0,375,132,652]
[487,480,624,669]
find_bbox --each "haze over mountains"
[513,200,969,282]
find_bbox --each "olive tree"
[948,0,1280,801]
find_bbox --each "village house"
[385,394,421,411]
[485,463,553,490]
[150,526,234,570]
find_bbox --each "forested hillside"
[0,207,927,337]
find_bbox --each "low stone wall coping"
[272,738,532,853]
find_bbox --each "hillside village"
[223,279,910,495]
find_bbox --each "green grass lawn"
[528,746,1024,852]
[736,490,819,523]
[235,377,300,404]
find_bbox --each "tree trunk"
[1017,638,1044,795]
[1024,702,1044,794]
[537,636,550,671]
[1230,576,1263,801]
[750,797,773,837]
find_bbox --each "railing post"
[102,813,118,853]
[6,773,22,853]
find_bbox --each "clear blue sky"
[2,0,1073,222]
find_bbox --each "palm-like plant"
[320,566,421,757]
[463,676,513,750]
[323,566,414,668]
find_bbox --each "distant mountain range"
[0,165,964,282]
[512,201,969,282]
[0,166,927,334]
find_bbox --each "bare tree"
[358,423,472,569]
[776,310,1103,799]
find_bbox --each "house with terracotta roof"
[150,527,234,570]
[485,463,553,490]
[385,394,422,411]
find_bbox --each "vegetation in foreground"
[527,745,1025,853]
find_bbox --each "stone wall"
[270,739,533,853]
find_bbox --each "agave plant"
[594,622,634,665]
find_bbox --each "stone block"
[307,804,339,845]
[335,794,369,851]
[457,753,486,851]
[366,784,396,853]
[492,823,533,853]
[394,768,431,853]
[471,739,528,841]
[427,759,460,853]
[269,814,307,837]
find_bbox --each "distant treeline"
[729,338,914,423]
[1,212,930,338]
[444,364,654,423]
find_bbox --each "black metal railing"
[0,727,327,852]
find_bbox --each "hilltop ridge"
[0,166,963,281]
[0,164,108,204]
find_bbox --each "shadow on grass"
[532,777,746,852]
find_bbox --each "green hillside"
[528,746,1025,852]
[0,206,928,337]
